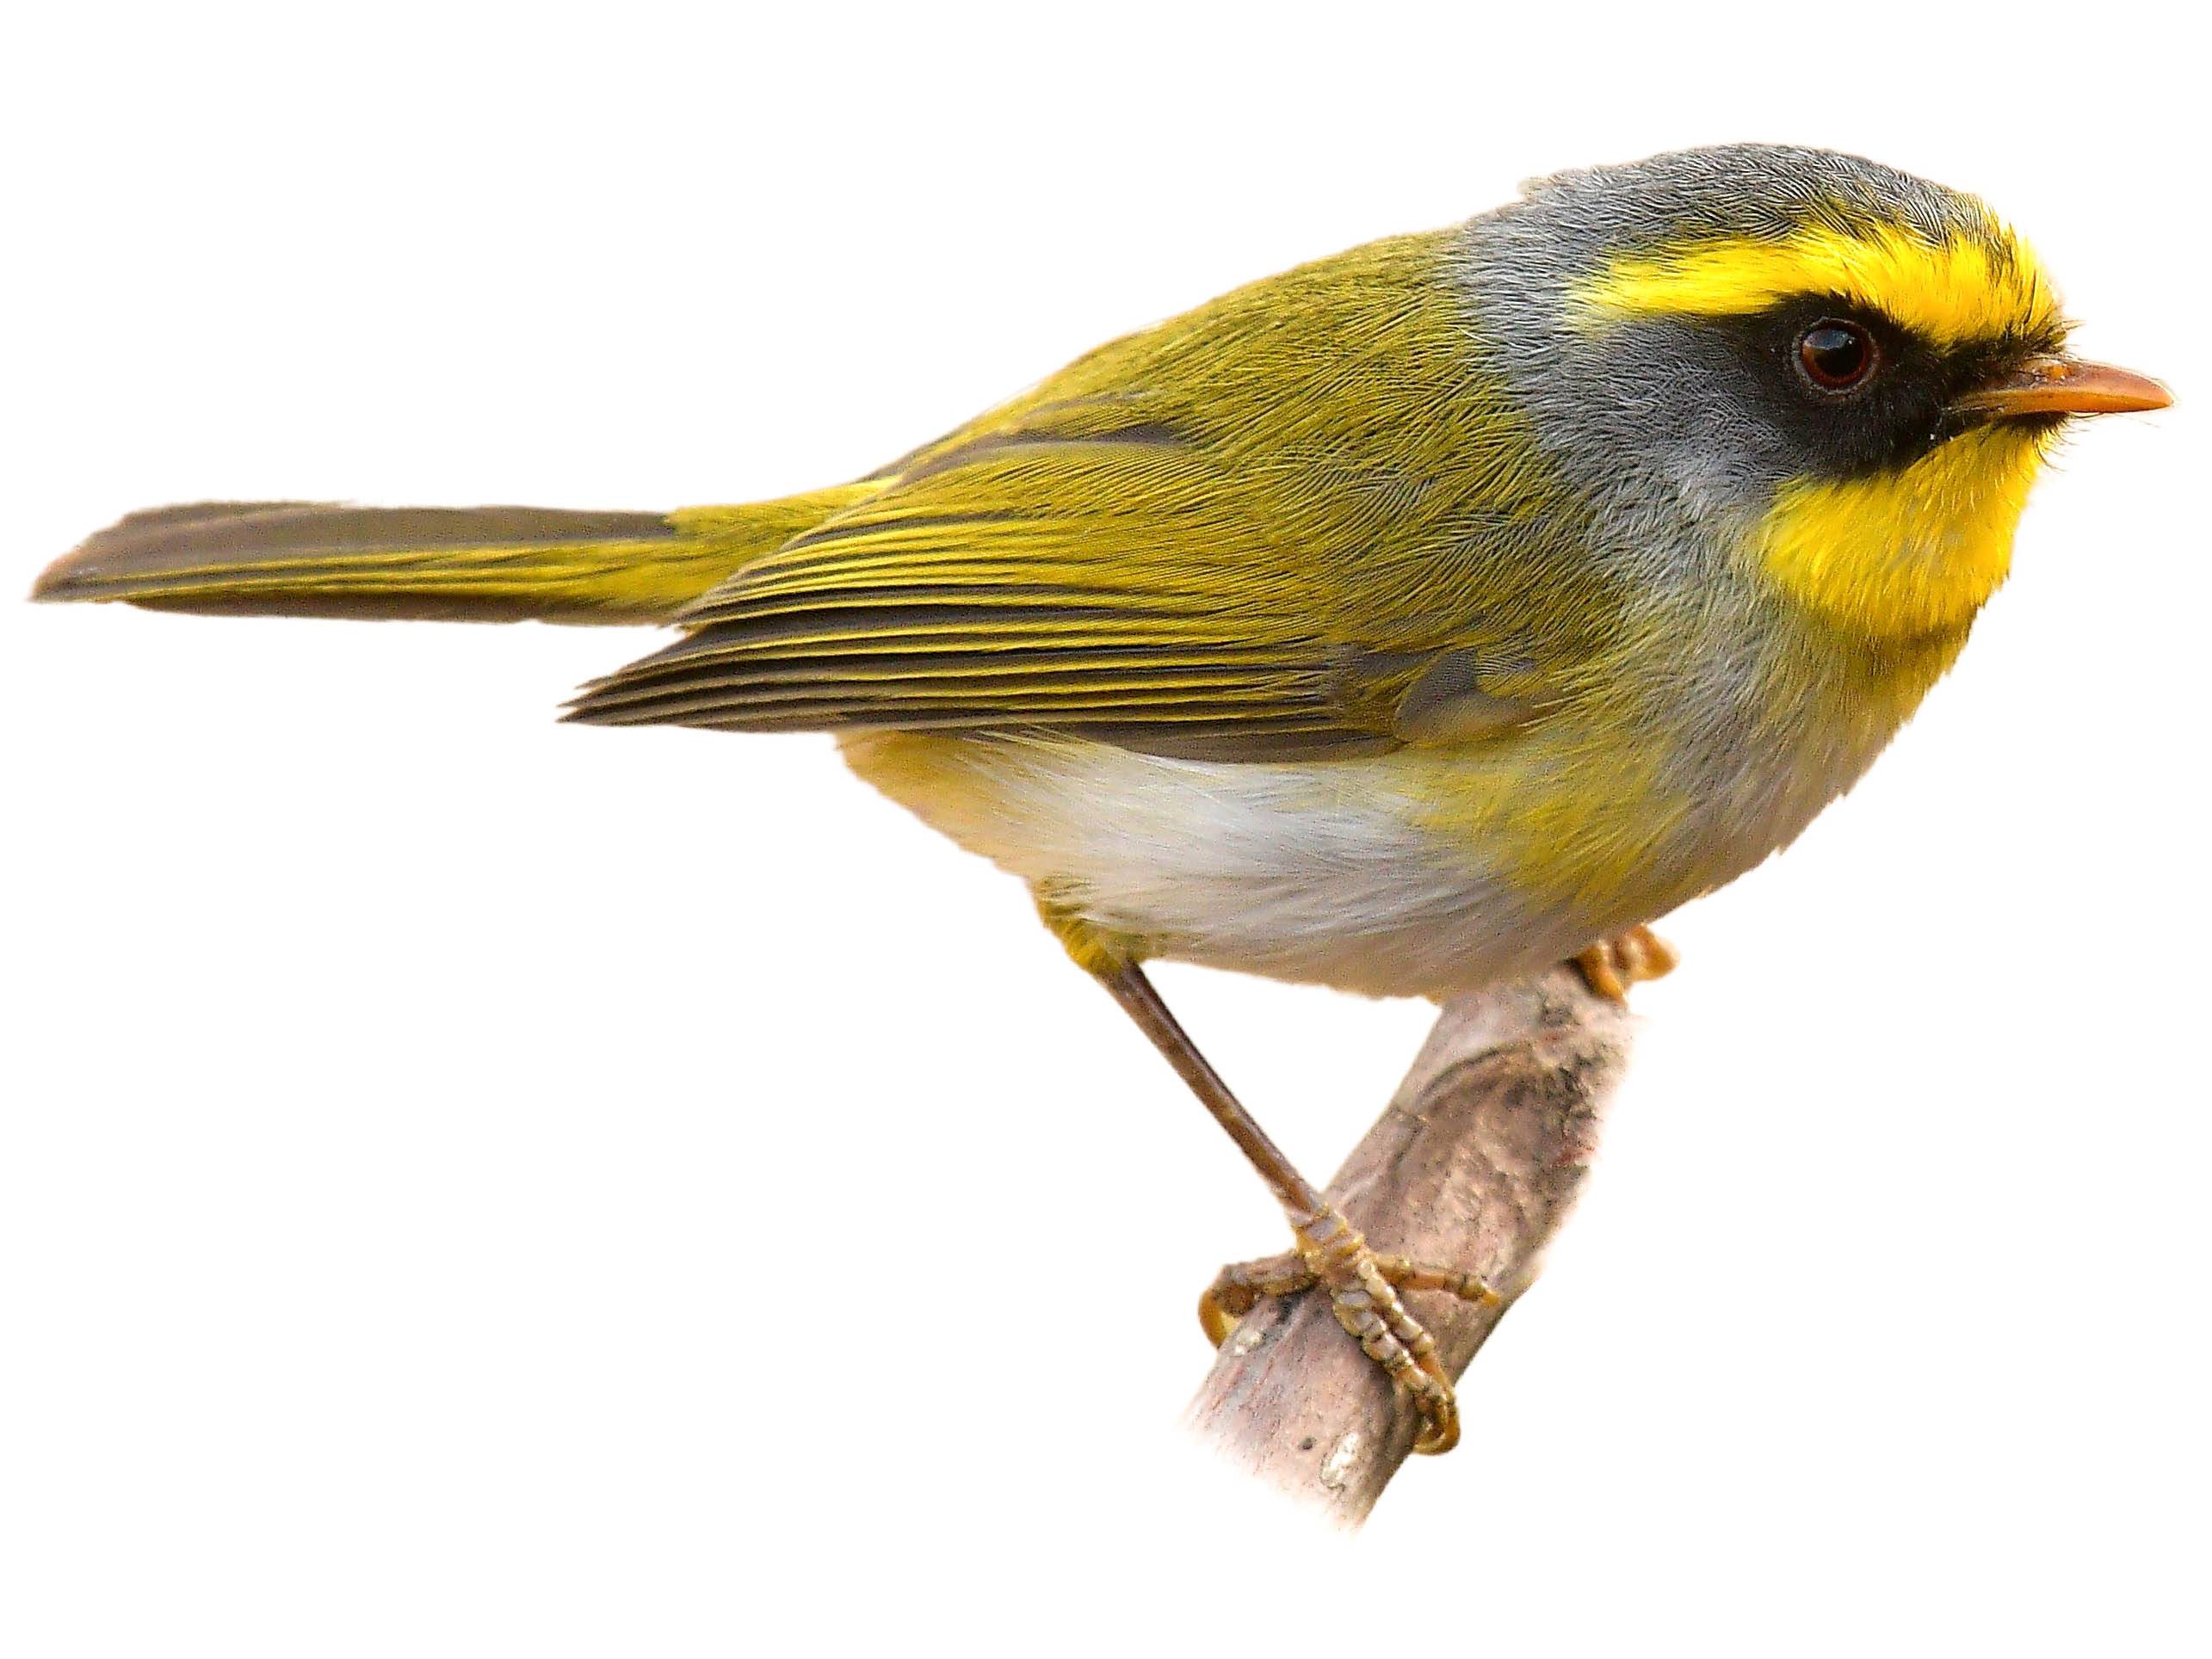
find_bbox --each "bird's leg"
[1089,958,1486,1455]
[1572,923,1678,1002]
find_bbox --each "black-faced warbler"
[35,145,2169,1453]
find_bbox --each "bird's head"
[1467,145,2169,640]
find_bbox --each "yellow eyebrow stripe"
[1572,221,2058,346]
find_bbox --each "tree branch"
[1184,965,1634,1525]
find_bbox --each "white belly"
[838,731,1585,999]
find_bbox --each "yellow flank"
[1572,219,2058,347]
[1752,425,2047,637]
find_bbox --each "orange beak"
[1957,355,2173,418]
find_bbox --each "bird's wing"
[565,230,1618,760]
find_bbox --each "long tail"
[32,487,876,625]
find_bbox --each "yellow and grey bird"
[34,144,2169,1452]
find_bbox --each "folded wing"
[565,230,1614,760]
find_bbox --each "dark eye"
[1796,318,1880,392]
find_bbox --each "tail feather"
[33,490,874,625]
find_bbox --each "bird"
[33,144,2169,1454]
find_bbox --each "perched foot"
[1573,924,1679,1002]
[1198,1205,1499,1455]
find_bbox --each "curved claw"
[1412,1354,1461,1456]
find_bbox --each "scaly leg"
[1091,960,1474,1454]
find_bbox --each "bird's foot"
[1198,1202,1498,1455]
[1572,924,1678,1002]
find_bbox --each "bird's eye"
[1796,319,1880,392]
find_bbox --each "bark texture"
[1185,965,1634,1524]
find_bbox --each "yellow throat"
[1752,423,2048,637]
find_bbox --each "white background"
[3,3,2204,1654]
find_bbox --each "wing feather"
[565,229,1614,758]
